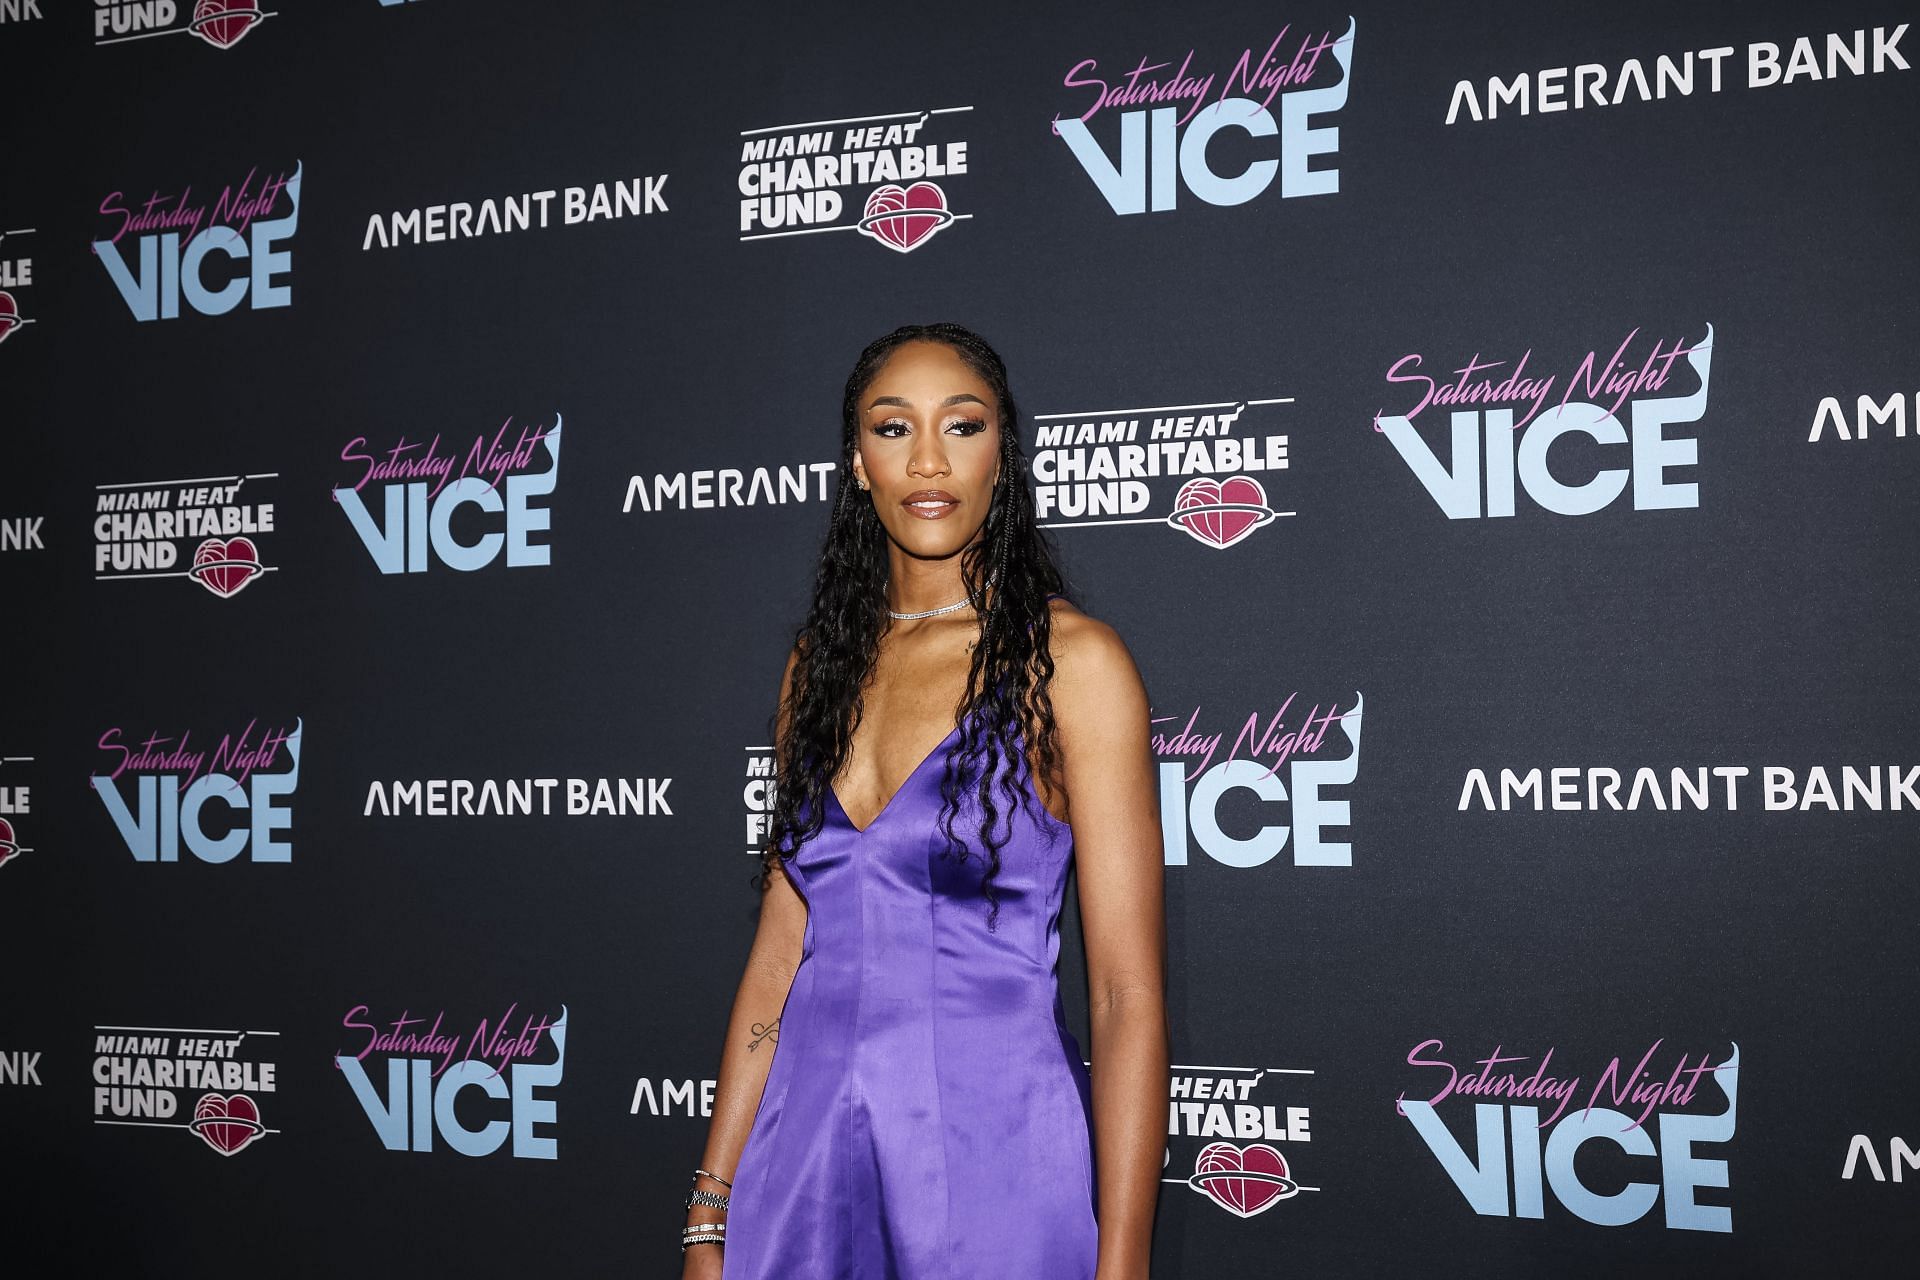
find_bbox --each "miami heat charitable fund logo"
[93,1024,279,1155]
[0,223,36,348]
[337,1003,567,1159]
[92,718,302,863]
[1166,1058,1317,1218]
[0,752,34,871]
[1374,325,1713,519]
[1398,1039,1739,1232]
[93,1,276,49]
[334,416,562,574]
[744,746,776,856]
[1155,690,1363,869]
[1053,19,1354,215]
[94,470,278,594]
[94,162,300,322]
[1030,394,1295,547]
[738,107,973,250]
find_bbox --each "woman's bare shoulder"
[1043,597,1145,710]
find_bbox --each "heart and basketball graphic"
[189,1092,267,1156]
[0,817,20,870]
[856,182,956,253]
[94,474,277,596]
[190,537,265,598]
[1188,1141,1301,1217]
[0,291,31,345]
[188,0,269,49]
[1168,475,1278,550]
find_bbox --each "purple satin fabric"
[721,717,1098,1279]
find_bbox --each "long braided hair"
[753,323,1070,931]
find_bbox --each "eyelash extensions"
[873,417,989,437]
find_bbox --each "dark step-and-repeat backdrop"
[3,1,1914,1275]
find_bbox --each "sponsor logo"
[362,174,667,251]
[336,1003,567,1159]
[91,719,302,863]
[1165,1059,1316,1218]
[1053,19,1353,215]
[1,500,44,552]
[1374,325,1712,519]
[631,1075,719,1118]
[92,1024,279,1155]
[1447,24,1910,124]
[1156,691,1362,868]
[1458,764,1920,812]
[0,514,41,552]
[94,0,276,49]
[1809,390,1916,442]
[1843,1134,1919,1183]
[334,416,561,574]
[93,162,300,322]
[739,106,972,250]
[622,458,838,515]
[0,1049,42,1085]
[361,774,672,817]
[0,752,32,870]
[744,746,775,856]
[1399,1038,1739,1232]
[0,224,35,347]
[93,471,278,593]
[1031,395,1293,547]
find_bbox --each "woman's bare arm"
[1048,605,1170,1280]
[683,651,810,1273]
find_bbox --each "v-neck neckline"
[828,721,965,836]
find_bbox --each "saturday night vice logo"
[333,416,562,574]
[93,162,301,322]
[1052,18,1354,216]
[1398,1038,1740,1232]
[1154,690,1363,870]
[91,718,302,863]
[1373,325,1713,520]
[336,1003,568,1159]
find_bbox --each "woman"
[681,324,1169,1279]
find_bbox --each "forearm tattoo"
[748,1018,780,1052]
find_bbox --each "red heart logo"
[1171,475,1271,550]
[1190,1141,1299,1217]
[191,0,263,50]
[0,291,22,345]
[191,1093,265,1156]
[858,182,955,253]
[0,816,18,869]
[191,537,262,598]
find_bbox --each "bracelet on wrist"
[681,1220,727,1253]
